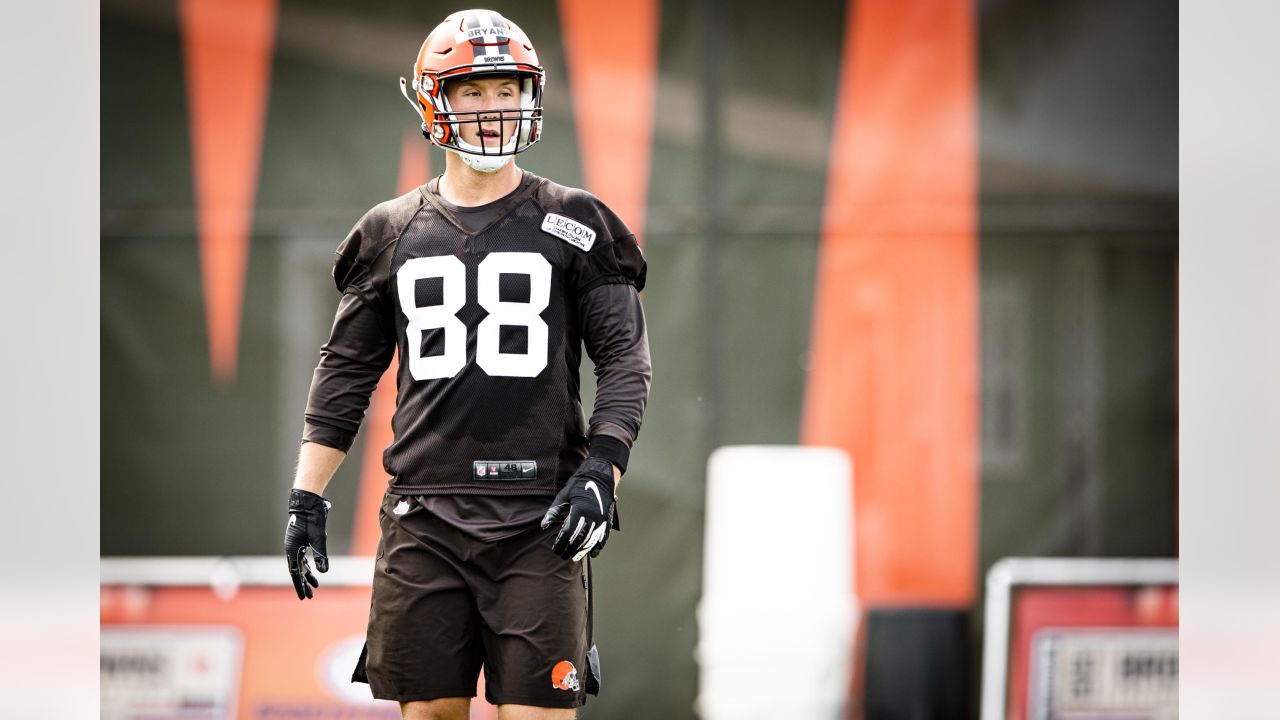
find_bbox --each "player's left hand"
[541,457,618,561]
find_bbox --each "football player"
[283,8,651,720]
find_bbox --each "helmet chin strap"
[400,75,527,172]
[456,151,512,173]
[452,135,518,173]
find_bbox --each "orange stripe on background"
[557,0,659,245]
[179,0,277,385]
[349,130,430,557]
[394,128,433,198]
[802,0,977,605]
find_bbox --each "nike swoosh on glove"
[541,457,618,561]
[285,488,331,600]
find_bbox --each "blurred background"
[101,0,1176,717]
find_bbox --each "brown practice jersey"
[302,171,651,500]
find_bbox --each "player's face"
[445,76,522,151]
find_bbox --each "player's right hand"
[285,488,332,600]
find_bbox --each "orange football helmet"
[399,9,544,171]
[550,660,579,691]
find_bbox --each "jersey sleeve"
[302,292,395,452]
[564,194,648,296]
[332,209,397,315]
[547,190,650,471]
[302,206,401,451]
[578,282,652,473]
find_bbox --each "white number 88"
[396,252,551,380]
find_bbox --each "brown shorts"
[352,491,601,708]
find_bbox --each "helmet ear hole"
[520,78,534,109]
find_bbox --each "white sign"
[1030,628,1177,720]
[101,626,243,720]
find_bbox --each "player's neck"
[439,156,522,207]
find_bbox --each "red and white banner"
[101,558,498,719]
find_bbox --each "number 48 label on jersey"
[396,252,551,380]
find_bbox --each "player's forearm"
[590,365,650,441]
[583,286,652,456]
[292,441,347,495]
[303,291,396,452]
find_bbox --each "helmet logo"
[550,660,580,691]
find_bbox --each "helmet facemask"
[399,69,544,173]
[434,74,541,172]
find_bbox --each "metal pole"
[699,0,723,456]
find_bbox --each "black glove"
[285,489,331,600]
[587,494,620,559]
[541,457,619,561]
